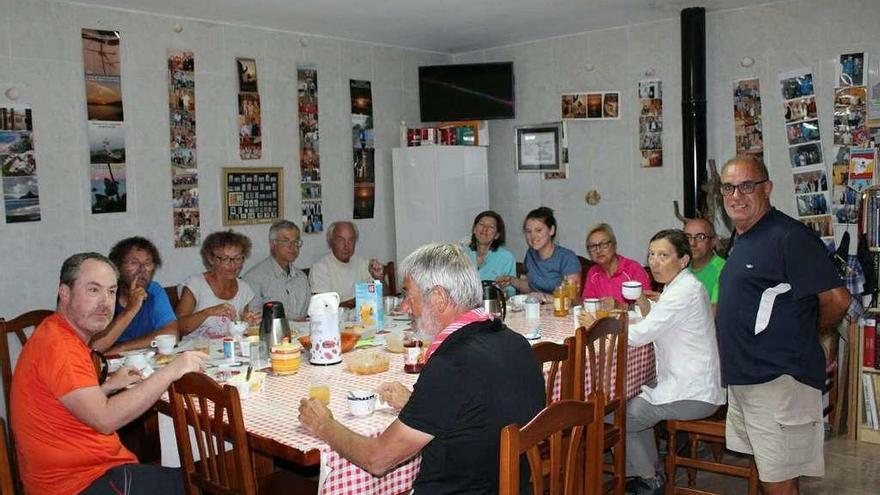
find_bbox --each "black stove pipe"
[681,7,707,218]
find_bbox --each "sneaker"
[625,475,665,495]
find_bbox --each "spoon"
[524,327,542,340]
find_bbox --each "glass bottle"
[553,284,568,317]
[403,331,424,373]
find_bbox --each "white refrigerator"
[392,146,489,267]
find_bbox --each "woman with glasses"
[583,229,724,494]
[467,211,516,296]
[177,230,258,339]
[497,206,581,300]
[582,223,651,306]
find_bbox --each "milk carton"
[355,280,383,332]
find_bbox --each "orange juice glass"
[308,384,331,405]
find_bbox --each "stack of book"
[863,318,880,429]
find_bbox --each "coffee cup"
[228,320,248,338]
[583,298,600,315]
[123,352,155,378]
[151,335,177,355]
[347,390,377,417]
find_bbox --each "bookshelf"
[857,323,880,443]
[858,186,880,443]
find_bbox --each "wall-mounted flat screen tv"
[419,62,514,122]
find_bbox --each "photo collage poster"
[237,58,261,160]
[561,91,620,121]
[168,50,200,248]
[831,53,871,228]
[778,68,832,244]
[638,80,662,167]
[1,105,40,223]
[869,54,880,123]
[733,78,764,164]
[82,29,126,214]
[350,80,375,219]
[298,64,323,234]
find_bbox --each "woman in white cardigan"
[624,229,726,495]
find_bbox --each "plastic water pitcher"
[307,292,342,365]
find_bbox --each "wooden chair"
[0,309,53,495]
[532,339,575,405]
[573,315,628,495]
[499,399,602,495]
[383,261,397,296]
[164,285,180,312]
[664,407,759,495]
[168,372,317,495]
[0,418,14,495]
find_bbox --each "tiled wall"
[0,0,449,318]
[454,0,880,263]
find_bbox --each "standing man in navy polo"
[717,156,849,495]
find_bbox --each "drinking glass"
[308,377,331,405]
[249,341,268,370]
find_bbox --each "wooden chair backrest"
[0,311,52,420]
[574,314,628,419]
[532,339,575,405]
[0,418,13,495]
[0,309,53,495]
[499,399,602,495]
[168,372,257,495]
[383,261,397,296]
[164,286,180,313]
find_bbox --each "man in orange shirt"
[11,252,207,495]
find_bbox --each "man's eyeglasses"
[274,238,303,248]
[213,255,246,265]
[586,240,614,252]
[685,233,714,242]
[720,179,768,196]
[124,260,155,271]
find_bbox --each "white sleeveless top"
[180,273,254,339]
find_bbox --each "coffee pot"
[482,280,507,320]
[259,301,291,347]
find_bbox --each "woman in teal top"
[468,210,516,296]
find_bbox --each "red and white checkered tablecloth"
[188,309,654,495]
[505,307,657,401]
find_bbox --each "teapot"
[259,301,291,347]
[481,280,507,320]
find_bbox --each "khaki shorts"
[726,374,824,482]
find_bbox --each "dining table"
[156,307,656,495]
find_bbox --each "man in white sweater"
[309,221,385,304]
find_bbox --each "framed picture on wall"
[516,123,563,173]
[222,167,284,226]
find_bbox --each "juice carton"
[355,280,383,332]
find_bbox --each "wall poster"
[168,49,200,248]
[778,68,832,245]
[638,80,662,167]
[561,91,620,120]
[237,58,261,160]
[222,167,283,226]
[298,64,323,233]
[733,78,764,164]
[1,104,40,223]
[83,28,126,214]
[350,80,375,219]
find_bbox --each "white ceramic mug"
[151,335,177,355]
[347,390,377,417]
